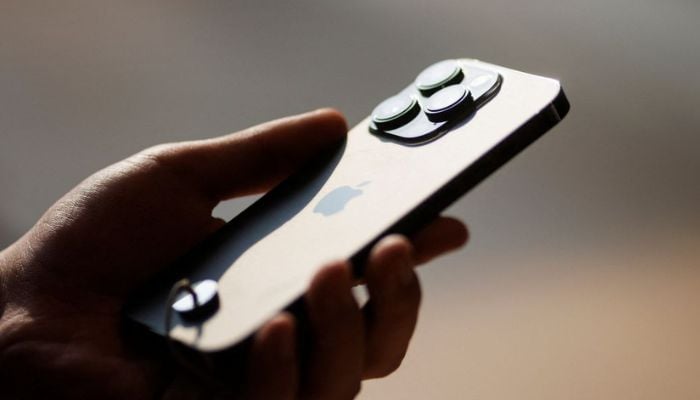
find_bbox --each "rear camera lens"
[424,84,474,122]
[415,60,464,96]
[371,94,420,131]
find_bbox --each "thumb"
[139,108,347,200]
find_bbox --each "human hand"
[0,109,468,399]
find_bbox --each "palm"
[0,154,224,398]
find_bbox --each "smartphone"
[126,58,570,353]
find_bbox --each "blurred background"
[1,1,698,398]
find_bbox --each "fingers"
[139,108,347,201]
[410,216,469,265]
[246,313,298,400]
[362,235,420,379]
[303,262,364,399]
[360,217,467,378]
[245,218,467,397]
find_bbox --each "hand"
[0,109,468,399]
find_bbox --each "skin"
[0,109,468,399]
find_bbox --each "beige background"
[1,1,698,398]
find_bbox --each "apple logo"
[313,181,370,216]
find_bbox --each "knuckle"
[131,142,201,181]
[136,143,183,166]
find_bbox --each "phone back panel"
[127,59,568,351]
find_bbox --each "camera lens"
[424,84,474,122]
[371,93,421,131]
[415,60,464,96]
